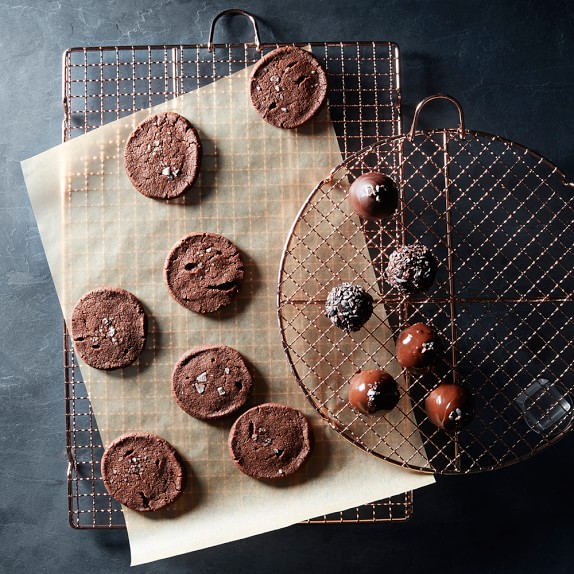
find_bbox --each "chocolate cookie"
[325,282,374,332]
[124,111,202,199]
[164,232,244,313]
[348,369,400,415]
[71,287,147,370]
[348,172,399,220]
[425,384,474,431]
[172,345,253,420]
[101,432,184,512]
[228,403,312,480]
[249,46,328,129]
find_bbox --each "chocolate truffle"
[249,46,328,129]
[397,322,443,370]
[171,344,253,420]
[348,369,400,415]
[386,242,438,294]
[71,287,147,370]
[425,383,474,431]
[348,172,399,220]
[325,282,374,332]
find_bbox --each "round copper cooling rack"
[278,95,574,474]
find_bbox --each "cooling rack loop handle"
[408,94,466,139]
[207,9,262,52]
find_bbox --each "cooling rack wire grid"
[63,9,411,528]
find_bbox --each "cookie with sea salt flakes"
[71,287,147,370]
[164,232,244,313]
[124,111,202,199]
[249,45,328,129]
[101,432,184,512]
[228,403,312,480]
[172,345,253,420]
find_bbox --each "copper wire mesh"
[278,116,574,474]
[62,39,413,528]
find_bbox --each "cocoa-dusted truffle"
[348,369,400,415]
[425,383,474,431]
[397,322,443,370]
[348,172,399,220]
[325,282,374,332]
[386,242,438,294]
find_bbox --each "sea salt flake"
[194,382,206,394]
[217,387,226,396]
[196,372,208,382]
[224,367,230,375]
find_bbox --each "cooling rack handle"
[408,94,466,139]
[207,9,262,52]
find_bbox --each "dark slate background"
[1,1,573,572]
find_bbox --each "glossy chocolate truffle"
[348,369,400,415]
[397,322,442,370]
[348,172,399,220]
[325,282,374,332]
[425,383,474,431]
[386,242,438,294]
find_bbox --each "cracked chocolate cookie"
[71,287,147,370]
[172,344,253,420]
[101,432,184,512]
[124,111,202,199]
[228,403,312,480]
[249,45,328,129]
[164,232,244,313]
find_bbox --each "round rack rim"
[277,127,574,475]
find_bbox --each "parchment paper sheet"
[22,63,434,566]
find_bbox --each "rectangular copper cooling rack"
[62,37,413,528]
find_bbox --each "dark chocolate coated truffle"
[348,172,399,220]
[348,369,400,415]
[397,322,443,370]
[386,242,438,294]
[425,383,474,431]
[325,282,374,332]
